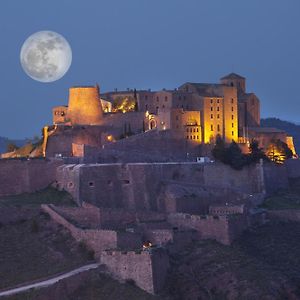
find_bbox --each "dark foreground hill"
[261,118,300,153]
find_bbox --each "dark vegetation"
[0,210,91,290]
[212,136,267,170]
[0,187,75,208]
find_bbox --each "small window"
[232,131,234,136]
[165,96,168,102]
[211,114,213,119]
[217,125,220,131]
[186,128,189,133]
[162,105,165,109]
[197,128,199,132]
[89,181,95,187]
[231,115,234,120]
[145,104,148,110]
[176,115,179,121]
[217,114,220,119]
[210,107,213,111]
[186,136,189,139]
[122,180,130,185]
[217,99,220,103]
[145,95,148,100]
[231,107,234,112]
[210,99,213,104]
[156,97,159,102]
[217,107,220,111]
[193,128,196,132]
[68,182,74,188]
[211,125,213,131]
[231,98,234,104]
[232,123,234,128]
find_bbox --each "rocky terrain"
[2,181,300,299]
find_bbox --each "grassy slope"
[0,187,76,208]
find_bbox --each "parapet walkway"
[0,263,100,298]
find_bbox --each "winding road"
[0,263,100,298]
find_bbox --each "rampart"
[0,158,63,197]
[41,205,142,259]
[101,248,169,294]
[167,213,248,245]
[56,162,266,209]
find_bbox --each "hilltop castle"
[46,73,295,161]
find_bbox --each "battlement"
[101,247,169,294]
[168,212,248,245]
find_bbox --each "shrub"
[30,220,39,233]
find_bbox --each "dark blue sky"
[1,0,299,138]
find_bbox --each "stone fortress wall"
[56,161,273,210]
[41,204,142,260]
[0,158,63,197]
[101,248,169,295]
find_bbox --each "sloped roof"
[220,73,245,80]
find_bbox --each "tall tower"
[220,73,246,94]
[67,85,103,125]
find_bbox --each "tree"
[6,142,18,153]
[212,135,226,162]
[248,140,267,163]
[225,141,246,170]
[266,139,293,164]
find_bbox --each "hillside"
[0,137,27,154]
[261,118,300,153]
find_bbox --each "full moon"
[20,31,72,83]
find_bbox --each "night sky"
[0,0,299,138]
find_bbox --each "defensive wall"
[41,205,142,259]
[167,213,248,245]
[101,248,169,294]
[0,158,63,197]
[56,161,270,210]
